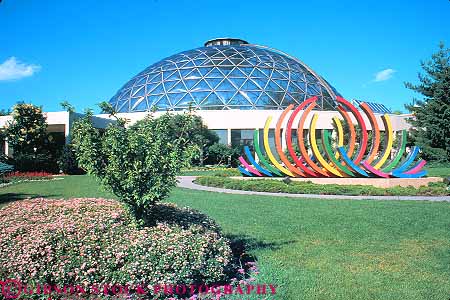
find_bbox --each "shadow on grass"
[151,203,221,232]
[224,233,297,278]
[0,192,58,207]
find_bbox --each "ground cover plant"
[0,198,232,299]
[0,171,54,185]
[180,167,241,177]
[194,176,450,196]
[0,175,449,299]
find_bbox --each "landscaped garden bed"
[194,176,450,196]
[0,171,58,187]
[0,198,237,299]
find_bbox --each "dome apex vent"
[204,38,249,47]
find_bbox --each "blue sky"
[0,0,449,113]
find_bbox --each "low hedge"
[0,198,232,299]
[194,176,450,196]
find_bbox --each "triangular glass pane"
[206,68,223,78]
[241,80,259,91]
[148,94,160,106]
[132,86,145,97]
[281,93,298,106]
[265,80,280,91]
[251,68,266,78]
[184,79,200,90]
[185,69,202,79]
[118,88,131,100]
[216,79,234,91]
[173,94,195,107]
[199,58,213,66]
[151,84,164,95]
[117,101,130,112]
[198,67,211,76]
[211,51,226,59]
[163,70,177,80]
[201,92,225,106]
[287,84,301,94]
[134,76,147,86]
[256,93,278,108]
[228,92,252,106]
[290,72,304,82]
[191,91,211,103]
[229,57,245,65]
[179,60,195,69]
[216,91,236,102]
[179,69,191,77]
[218,59,233,66]
[149,73,162,83]
[169,81,187,93]
[246,57,259,65]
[270,92,285,105]
[154,95,172,110]
[131,97,148,111]
[228,68,246,78]
[292,81,306,92]
[229,77,246,89]
[205,78,223,89]
[168,93,187,105]
[163,80,179,91]
[193,58,207,66]
[274,79,288,90]
[190,80,210,92]
[220,67,234,76]
[166,72,181,81]
[305,74,318,83]
[260,68,272,77]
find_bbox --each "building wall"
[95,109,413,146]
[0,109,413,156]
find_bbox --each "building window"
[211,129,228,144]
[231,129,254,147]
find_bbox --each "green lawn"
[1,175,450,300]
[426,165,450,178]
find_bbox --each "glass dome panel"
[109,44,340,112]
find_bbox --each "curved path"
[177,176,450,202]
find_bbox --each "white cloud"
[0,57,41,81]
[374,68,396,82]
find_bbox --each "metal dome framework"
[109,43,339,112]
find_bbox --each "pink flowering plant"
[0,198,232,299]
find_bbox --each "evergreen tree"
[405,42,450,162]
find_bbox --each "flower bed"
[5,171,54,180]
[0,198,233,299]
[0,171,55,186]
[194,176,450,196]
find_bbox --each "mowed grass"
[1,175,450,299]
[425,165,450,178]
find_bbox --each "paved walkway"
[177,176,450,202]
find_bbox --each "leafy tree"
[4,103,61,172]
[405,42,450,162]
[5,103,48,154]
[165,114,219,166]
[204,143,240,166]
[72,110,201,225]
[60,100,75,113]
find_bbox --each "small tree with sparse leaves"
[72,105,202,225]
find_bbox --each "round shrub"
[0,198,232,299]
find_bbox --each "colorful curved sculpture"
[238,97,427,178]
